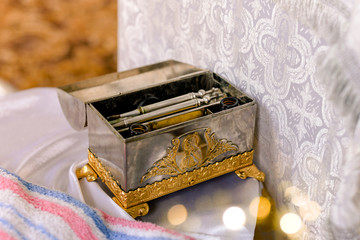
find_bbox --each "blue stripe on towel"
[0,217,26,240]
[0,203,57,240]
[0,168,178,240]
[0,168,112,239]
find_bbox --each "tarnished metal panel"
[87,104,126,187]
[87,68,257,191]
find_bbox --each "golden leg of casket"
[76,163,148,218]
[112,197,149,218]
[235,164,265,182]
[76,164,98,182]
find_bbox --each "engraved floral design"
[89,149,256,210]
[140,128,238,183]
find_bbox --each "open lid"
[57,60,204,129]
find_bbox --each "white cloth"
[0,87,132,220]
[0,87,260,239]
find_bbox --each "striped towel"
[0,168,195,240]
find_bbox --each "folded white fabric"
[0,88,129,218]
[0,88,199,239]
[0,87,241,239]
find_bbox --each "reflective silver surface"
[108,88,219,119]
[87,104,126,185]
[60,60,203,103]
[59,60,203,129]
[87,64,257,192]
[139,174,262,239]
[57,89,87,130]
[111,93,223,128]
[124,104,256,190]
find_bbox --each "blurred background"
[0,0,117,93]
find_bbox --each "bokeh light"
[167,204,188,226]
[223,206,246,230]
[285,186,309,207]
[299,201,320,221]
[249,197,271,220]
[280,213,302,234]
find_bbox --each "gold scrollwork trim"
[235,164,265,182]
[88,148,255,209]
[112,197,149,218]
[140,128,238,183]
[87,151,130,206]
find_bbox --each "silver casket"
[60,60,264,218]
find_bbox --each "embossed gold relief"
[87,148,260,211]
[140,128,238,183]
[204,128,239,161]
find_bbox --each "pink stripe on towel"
[0,229,16,240]
[0,175,99,240]
[102,212,196,240]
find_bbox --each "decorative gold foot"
[112,197,149,218]
[76,164,98,182]
[235,164,265,182]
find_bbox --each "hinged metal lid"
[57,60,204,129]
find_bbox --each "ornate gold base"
[112,197,149,218]
[76,149,265,218]
[235,164,265,182]
[76,163,97,182]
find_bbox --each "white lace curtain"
[275,0,360,238]
[118,0,360,238]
